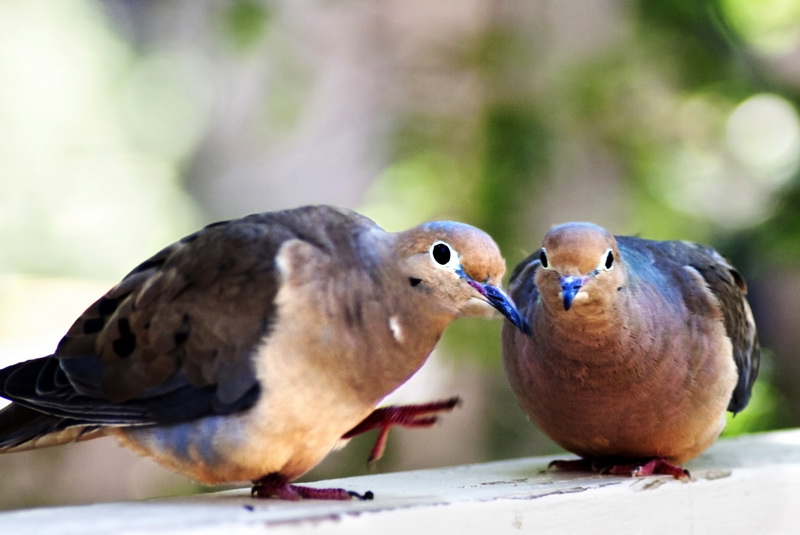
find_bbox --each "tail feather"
[0,403,102,452]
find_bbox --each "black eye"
[539,249,549,268]
[605,250,614,269]
[432,243,452,265]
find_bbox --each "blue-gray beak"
[480,283,530,335]
[560,276,584,311]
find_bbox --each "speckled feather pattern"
[0,205,520,486]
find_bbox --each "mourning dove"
[501,222,760,477]
[0,205,527,500]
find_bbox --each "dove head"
[394,221,528,333]
[535,222,624,312]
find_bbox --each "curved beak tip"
[481,284,531,335]
[560,276,583,311]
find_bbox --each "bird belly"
[112,399,372,485]
[520,338,737,464]
[532,391,728,464]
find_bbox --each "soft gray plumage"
[0,205,526,499]
[502,222,759,476]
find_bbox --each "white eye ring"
[539,248,551,270]
[429,241,460,269]
[597,248,614,271]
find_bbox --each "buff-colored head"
[535,222,624,312]
[394,221,527,331]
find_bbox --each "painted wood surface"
[3,429,799,534]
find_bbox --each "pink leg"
[342,397,461,464]
[549,457,690,480]
[611,458,690,479]
[251,473,374,501]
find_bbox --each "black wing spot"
[97,296,122,316]
[173,331,189,346]
[82,317,105,334]
[173,314,191,346]
[112,318,136,358]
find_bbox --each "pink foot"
[251,473,374,501]
[610,458,690,479]
[549,457,690,480]
[342,397,461,465]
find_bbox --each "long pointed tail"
[0,403,102,453]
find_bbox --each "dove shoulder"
[616,236,760,413]
[0,206,382,447]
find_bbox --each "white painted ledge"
[3,429,800,535]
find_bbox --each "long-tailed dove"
[0,205,527,500]
[502,222,760,477]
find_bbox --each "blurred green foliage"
[220,0,272,52]
[368,0,800,449]
[1,0,800,507]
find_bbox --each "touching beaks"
[560,275,585,311]
[468,278,530,334]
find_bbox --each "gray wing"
[0,206,379,449]
[507,249,543,316]
[618,236,760,414]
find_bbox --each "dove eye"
[539,249,550,269]
[430,241,457,268]
[603,249,614,270]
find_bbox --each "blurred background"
[1,0,799,509]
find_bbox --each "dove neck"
[536,291,641,361]
[334,239,454,405]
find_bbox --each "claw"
[342,397,461,465]
[548,457,690,480]
[251,473,374,501]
